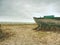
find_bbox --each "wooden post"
[0,24,2,33]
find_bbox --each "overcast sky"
[0,0,60,22]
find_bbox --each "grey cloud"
[0,0,60,22]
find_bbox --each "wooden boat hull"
[33,17,60,30]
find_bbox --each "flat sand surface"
[0,24,60,45]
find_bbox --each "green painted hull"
[33,17,60,30]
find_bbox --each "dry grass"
[0,24,60,45]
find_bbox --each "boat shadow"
[33,27,60,34]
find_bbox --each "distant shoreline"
[0,22,35,24]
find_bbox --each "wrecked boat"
[33,15,60,30]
